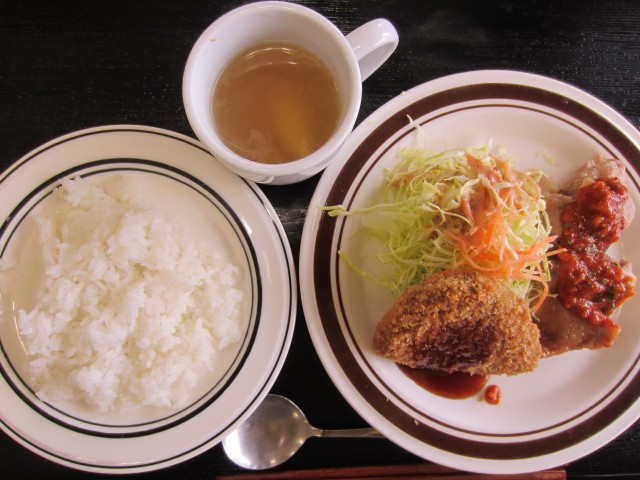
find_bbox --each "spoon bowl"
[222,394,383,470]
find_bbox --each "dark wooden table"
[1,1,639,479]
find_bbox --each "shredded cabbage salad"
[326,145,559,311]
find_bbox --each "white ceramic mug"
[183,1,398,185]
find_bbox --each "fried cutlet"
[372,270,542,376]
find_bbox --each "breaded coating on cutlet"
[372,270,542,375]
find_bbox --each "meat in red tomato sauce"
[556,177,635,330]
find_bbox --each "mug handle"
[345,19,399,81]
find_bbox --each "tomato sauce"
[557,177,635,327]
[483,384,501,405]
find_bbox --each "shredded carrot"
[446,152,556,312]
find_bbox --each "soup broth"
[212,43,341,164]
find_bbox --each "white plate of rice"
[0,125,297,473]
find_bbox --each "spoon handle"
[318,427,384,438]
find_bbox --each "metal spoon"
[222,394,384,470]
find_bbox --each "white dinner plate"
[300,70,640,474]
[0,125,296,473]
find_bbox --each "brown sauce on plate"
[399,365,488,399]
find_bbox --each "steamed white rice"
[15,176,244,413]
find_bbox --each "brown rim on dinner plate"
[312,82,640,460]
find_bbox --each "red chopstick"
[216,463,566,480]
